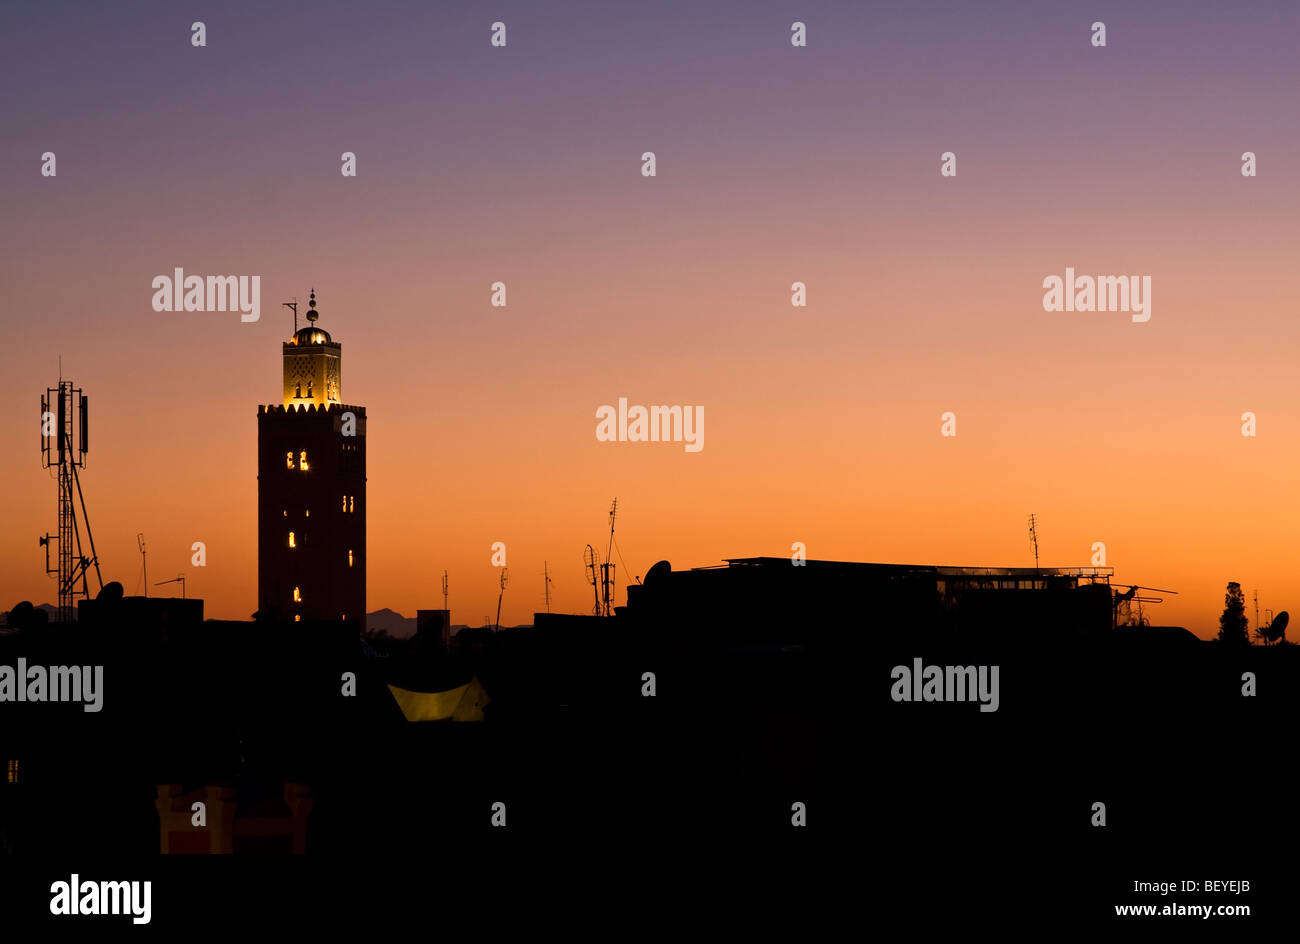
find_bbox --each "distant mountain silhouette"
[366,608,417,637]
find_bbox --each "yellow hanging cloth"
[387,676,489,721]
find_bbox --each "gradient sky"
[2,1,1298,635]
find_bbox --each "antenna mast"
[282,298,298,334]
[39,381,102,621]
[494,567,508,631]
[137,533,147,597]
[1027,514,1040,568]
[442,570,448,610]
[601,498,617,617]
[155,575,186,599]
[543,561,552,613]
[584,544,601,616]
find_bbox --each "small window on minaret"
[294,614,301,622]
[307,380,314,398]
[348,549,354,567]
[294,382,302,399]
[349,496,354,513]
[293,586,302,603]
[6,759,17,784]
[286,452,295,470]
[288,531,296,548]
[299,450,309,471]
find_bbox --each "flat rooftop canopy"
[714,558,1114,578]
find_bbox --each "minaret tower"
[257,290,366,624]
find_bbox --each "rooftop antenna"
[155,574,186,599]
[283,298,298,334]
[1111,582,1178,627]
[583,544,601,616]
[601,498,618,617]
[1027,514,1040,568]
[494,567,508,631]
[543,560,553,613]
[137,532,147,597]
[441,570,448,610]
[39,380,102,621]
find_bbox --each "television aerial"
[155,575,187,599]
[583,544,601,616]
[494,567,508,632]
[1111,583,1178,628]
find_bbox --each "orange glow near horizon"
[4,249,1299,637]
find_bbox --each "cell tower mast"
[40,380,103,622]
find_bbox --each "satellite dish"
[1264,610,1289,642]
[97,581,124,602]
[643,560,672,586]
[583,545,597,584]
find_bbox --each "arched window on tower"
[285,452,295,470]
[307,380,314,399]
[299,450,309,471]
[294,382,302,399]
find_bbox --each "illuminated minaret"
[257,290,366,624]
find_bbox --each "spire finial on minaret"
[307,288,318,323]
